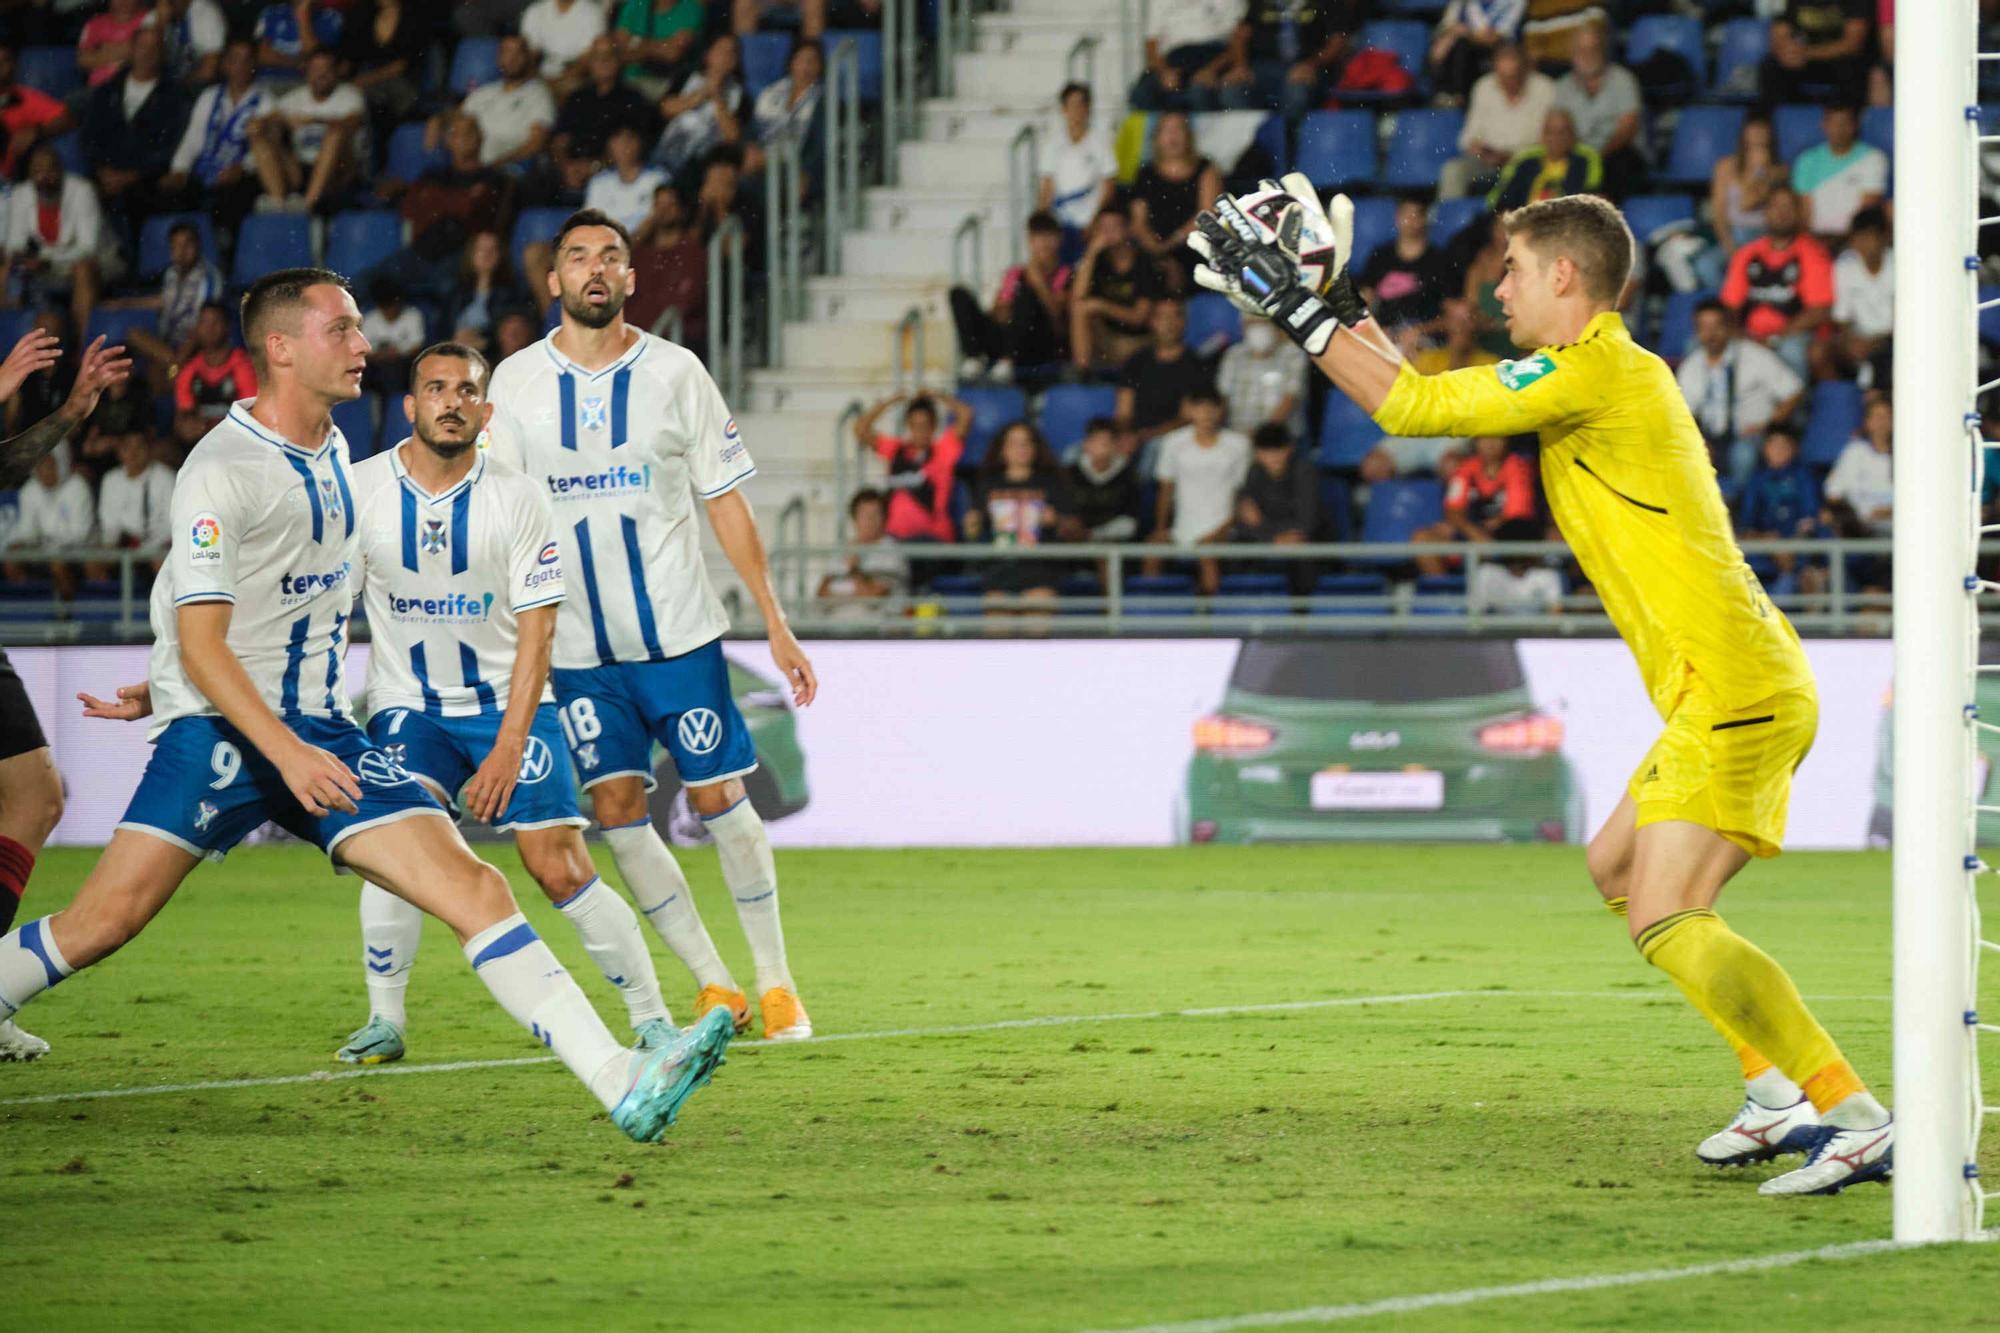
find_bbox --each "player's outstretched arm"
[0,334,130,488]
[177,602,363,817]
[463,603,557,823]
[705,488,818,708]
[78,681,152,720]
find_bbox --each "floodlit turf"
[2,844,1995,1331]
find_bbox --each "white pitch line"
[1088,1239,1918,1333]
[0,987,1887,1109]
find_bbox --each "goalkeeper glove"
[1190,195,1341,356]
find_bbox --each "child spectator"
[950,209,1072,383]
[1060,418,1144,542]
[1215,316,1305,436]
[1720,186,1833,380]
[1793,104,1887,241]
[1676,299,1804,484]
[1071,202,1164,374]
[1823,393,1893,534]
[1824,204,1893,383]
[361,278,426,396]
[94,430,174,556]
[1737,426,1822,590]
[1119,298,1215,463]
[1470,516,1562,612]
[584,124,668,232]
[817,488,905,605]
[963,421,1070,610]
[1039,82,1115,252]
[854,391,972,543]
[173,301,258,446]
[1150,385,1249,594]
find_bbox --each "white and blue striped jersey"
[147,401,359,740]
[351,440,565,718]
[484,329,754,670]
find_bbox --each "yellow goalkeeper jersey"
[1372,310,1813,718]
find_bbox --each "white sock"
[1746,1067,1805,1108]
[555,877,670,1028]
[0,917,74,1018]
[462,913,635,1110]
[602,821,736,992]
[702,799,793,995]
[1822,1090,1892,1131]
[359,880,422,1031]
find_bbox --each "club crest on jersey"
[677,708,723,755]
[581,396,608,432]
[420,517,448,555]
[517,736,555,785]
[319,476,343,521]
[193,800,217,832]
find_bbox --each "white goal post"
[1892,0,1987,1243]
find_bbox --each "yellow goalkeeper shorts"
[1628,681,1819,859]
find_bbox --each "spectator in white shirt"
[1470,518,1562,613]
[160,36,267,230]
[454,34,558,169]
[583,125,667,232]
[117,220,226,396]
[1039,81,1115,256]
[361,278,427,394]
[4,453,94,596]
[1429,0,1526,103]
[1675,299,1804,483]
[1,144,110,332]
[1149,385,1250,595]
[248,48,365,212]
[93,431,175,564]
[520,0,606,91]
[1130,0,1236,111]
[158,0,228,85]
[1823,394,1894,535]
[1440,43,1554,199]
[1214,317,1304,436]
[1793,103,1888,242]
[817,488,906,611]
[1819,204,1893,383]
[651,31,745,179]
[748,38,822,167]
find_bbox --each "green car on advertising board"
[651,656,811,844]
[1179,639,1583,844]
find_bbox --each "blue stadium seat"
[1862,105,1893,159]
[1295,110,1375,189]
[85,309,158,351]
[1663,106,1745,185]
[232,214,313,285]
[1621,193,1696,243]
[1416,573,1465,595]
[0,308,38,349]
[928,572,984,602]
[1316,391,1380,468]
[1774,104,1823,164]
[510,206,572,273]
[742,32,791,96]
[1381,0,1446,12]
[449,37,501,94]
[828,29,883,102]
[383,121,446,183]
[1802,380,1863,468]
[1251,113,1289,171]
[1184,291,1241,355]
[1428,196,1486,248]
[955,384,1028,469]
[48,129,84,175]
[16,45,80,100]
[1039,384,1118,453]
[332,396,377,461]
[1310,571,1389,616]
[1350,20,1428,99]
[1316,471,1353,541]
[1382,109,1463,190]
[1625,15,1706,86]
[1361,477,1443,545]
[1216,572,1292,615]
[1123,572,1195,616]
[325,210,404,280]
[1649,288,1715,362]
[1713,19,1769,99]
[137,212,219,279]
[1347,196,1397,271]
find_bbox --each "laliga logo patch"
[357,750,415,788]
[516,735,555,785]
[190,512,223,562]
[581,396,608,432]
[537,541,559,566]
[420,517,447,556]
[677,708,722,756]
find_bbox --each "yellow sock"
[1604,896,1629,917]
[1609,897,1776,1079]
[1635,908,1862,1113]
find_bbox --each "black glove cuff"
[1325,271,1369,328]
[1272,286,1337,354]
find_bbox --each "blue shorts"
[551,640,757,792]
[365,703,586,833]
[118,715,446,863]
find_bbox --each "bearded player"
[484,208,817,1042]
[1189,179,1890,1197]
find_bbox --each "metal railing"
[650,304,685,345]
[834,398,865,541]
[951,211,984,296]
[706,215,747,404]
[1067,33,1101,92]
[775,496,812,607]
[763,133,807,368]
[937,0,975,97]
[880,0,921,185]
[893,306,927,391]
[822,34,863,278]
[0,547,152,641]
[1006,124,1039,268]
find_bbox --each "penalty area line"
[1088,1239,1919,1333]
[0,987,1885,1108]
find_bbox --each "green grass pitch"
[3,843,1997,1330]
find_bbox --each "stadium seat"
[1621,193,1696,243]
[1381,0,1446,13]
[0,309,38,349]
[1122,572,1195,616]
[1039,384,1118,453]
[1712,19,1769,99]
[48,129,84,174]
[137,212,219,279]
[1802,380,1863,468]
[510,206,572,273]
[927,572,984,602]
[1310,571,1389,615]
[1184,291,1241,355]
[828,29,883,102]
[1316,390,1381,469]
[742,32,792,96]
[1774,104,1823,164]
[1349,20,1428,99]
[383,121,447,184]
[86,309,158,351]
[1414,572,1466,616]
[1347,196,1397,271]
[325,210,404,280]
[1663,106,1744,185]
[955,384,1028,469]
[1361,477,1443,544]
[1216,572,1292,615]
[332,396,377,461]
[1862,105,1893,159]
[232,214,313,285]
[1316,470,1354,541]
[1428,196,1487,248]
[1650,288,1715,362]
[1295,110,1375,189]
[449,37,501,94]
[1382,109,1463,190]
[16,45,80,100]
[1624,15,1706,88]
[1251,113,1290,173]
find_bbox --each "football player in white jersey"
[336,341,680,1064]
[21,269,732,1142]
[485,209,818,1041]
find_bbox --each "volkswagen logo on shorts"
[357,750,414,787]
[677,708,723,755]
[516,735,555,785]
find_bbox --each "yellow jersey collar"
[1549,310,1626,352]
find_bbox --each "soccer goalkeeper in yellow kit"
[1190,182,1890,1197]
